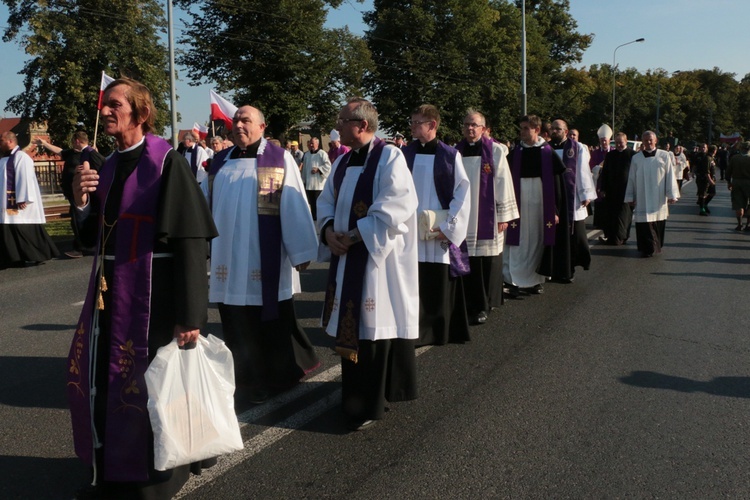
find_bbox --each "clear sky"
[1,0,748,138]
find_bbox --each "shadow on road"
[651,271,750,281]
[0,356,68,408]
[21,323,77,331]
[620,370,750,399]
[0,455,87,499]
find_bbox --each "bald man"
[203,105,320,404]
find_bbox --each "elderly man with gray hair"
[182,131,208,182]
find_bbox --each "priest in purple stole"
[455,109,519,322]
[549,119,597,282]
[318,97,419,431]
[503,115,568,295]
[402,104,471,346]
[66,78,218,499]
[204,105,320,405]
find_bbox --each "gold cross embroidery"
[546,221,553,228]
[215,265,228,282]
[510,221,518,229]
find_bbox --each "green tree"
[175,0,369,139]
[2,0,172,149]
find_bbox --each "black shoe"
[559,276,575,284]
[641,252,654,258]
[735,224,743,231]
[503,284,520,299]
[699,210,708,216]
[521,284,544,295]
[704,208,711,214]
[598,236,608,243]
[247,388,271,405]
[65,250,84,258]
[470,311,488,325]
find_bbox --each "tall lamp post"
[611,38,645,133]
[521,0,527,115]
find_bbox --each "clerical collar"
[231,138,262,159]
[349,141,371,166]
[521,138,546,148]
[642,149,657,157]
[118,136,146,153]
[417,138,438,155]
[549,140,565,150]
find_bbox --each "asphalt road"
[2,180,749,499]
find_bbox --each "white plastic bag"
[145,334,243,471]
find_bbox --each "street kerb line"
[175,345,431,497]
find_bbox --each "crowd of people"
[1,76,747,498]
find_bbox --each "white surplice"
[412,148,470,263]
[462,142,519,257]
[301,149,332,191]
[553,141,597,221]
[317,142,419,341]
[624,149,679,223]
[203,140,318,305]
[0,147,46,224]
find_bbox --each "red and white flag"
[192,122,209,140]
[209,89,237,131]
[97,72,116,110]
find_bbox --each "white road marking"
[72,301,85,307]
[175,346,431,497]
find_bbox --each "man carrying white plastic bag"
[145,334,244,471]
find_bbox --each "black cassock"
[599,148,635,245]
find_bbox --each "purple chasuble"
[402,140,470,278]
[455,136,495,240]
[589,146,611,169]
[209,142,287,320]
[506,143,557,246]
[4,148,18,214]
[66,133,172,481]
[322,138,386,362]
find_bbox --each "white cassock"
[317,142,419,341]
[0,147,46,224]
[674,152,687,181]
[624,149,679,222]
[301,149,332,191]
[185,146,209,184]
[462,142,519,256]
[412,149,470,263]
[202,139,318,305]
[554,141,597,221]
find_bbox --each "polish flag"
[192,122,209,140]
[97,72,116,110]
[209,89,237,131]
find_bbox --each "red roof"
[0,118,21,135]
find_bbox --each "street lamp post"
[611,38,645,133]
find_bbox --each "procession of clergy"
[0,76,680,497]
[196,100,680,435]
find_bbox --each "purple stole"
[455,136,496,240]
[589,146,611,169]
[66,133,171,481]
[402,141,470,278]
[506,143,557,246]
[560,139,578,230]
[209,142,286,320]
[4,148,18,215]
[322,138,386,362]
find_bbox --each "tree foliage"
[174,0,371,139]
[2,0,172,149]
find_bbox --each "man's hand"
[173,325,200,346]
[497,222,509,233]
[73,160,98,208]
[325,226,350,256]
[17,202,27,210]
[430,228,448,240]
[581,200,591,208]
[295,261,310,272]
[555,215,559,225]
[668,199,677,204]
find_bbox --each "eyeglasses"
[463,122,484,129]
[337,118,363,125]
[409,119,432,126]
